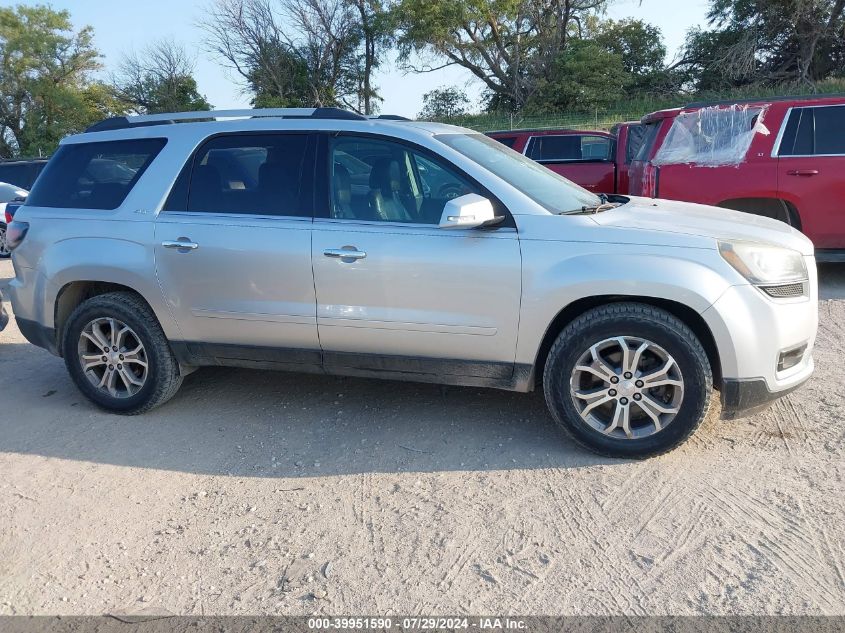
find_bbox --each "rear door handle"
[162,239,199,250]
[786,169,819,176]
[324,248,366,260]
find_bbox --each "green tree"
[0,4,109,157]
[394,0,608,111]
[527,39,628,112]
[592,18,671,94]
[112,39,211,114]
[418,86,470,119]
[678,0,845,89]
[201,0,392,113]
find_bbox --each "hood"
[591,197,814,256]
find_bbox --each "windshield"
[434,133,600,214]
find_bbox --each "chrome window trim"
[770,107,794,158]
[312,216,518,233]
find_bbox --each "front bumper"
[702,256,817,418]
[720,371,812,420]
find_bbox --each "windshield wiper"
[558,194,627,215]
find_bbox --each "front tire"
[543,303,712,458]
[62,291,183,414]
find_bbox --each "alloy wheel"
[569,336,684,439]
[77,317,149,398]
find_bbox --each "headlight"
[718,241,807,285]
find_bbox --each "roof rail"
[85,107,367,133]
[684,92,845,109]
[373,114,411,121]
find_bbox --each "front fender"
[516,243,739,367]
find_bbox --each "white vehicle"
[0,181,28,258]
[5,108,817,458]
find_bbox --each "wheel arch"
[717,197,801,230]
[53,280,173,356]
[531,295,722,390]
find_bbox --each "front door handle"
[324,248,366,261]
[162,239,199,250]
[786,169,819,176]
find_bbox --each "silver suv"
[6,108,818,458]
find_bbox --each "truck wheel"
[543,303,712,458]
[62,291,183,415]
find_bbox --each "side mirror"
[438,193,497,229]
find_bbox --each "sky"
[16,0,710,117]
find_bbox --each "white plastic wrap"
[653,104,770,167]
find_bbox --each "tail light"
[641,163,660,198]
[5,221,29,251]
[4,200,23,224]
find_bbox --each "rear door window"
[185,133,310,216]
[26,139,166,210]
[527,135,611,162]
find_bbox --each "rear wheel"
[543,303,712,458]
[62,292,183,414]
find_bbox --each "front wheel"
[543,303,712,458]
[62,291,183,414]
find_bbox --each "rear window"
[526,135,611,162]
[490,136,518,148]
[26,139,166,210]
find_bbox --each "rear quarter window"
[26,138,166,210]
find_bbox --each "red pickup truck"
[629,95,845,259]
[487,122,644,195]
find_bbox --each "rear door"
[776,105,845,248]
[525,134,615,193]
[154,132,320,366]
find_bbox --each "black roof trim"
[375,114,411,121]
[85,107,367,133]
[685,92,845,109]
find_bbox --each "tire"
[62,291,183,414]
[0,223,10,258]
[543,302,712,459]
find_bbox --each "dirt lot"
[1,257,844,617]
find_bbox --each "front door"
[776,104,845,249]
[154,132,320,366]
[311,134,522,380]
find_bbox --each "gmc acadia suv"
[5,108,818,458]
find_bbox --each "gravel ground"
[1,258,844,616]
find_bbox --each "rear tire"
[543,303,712,459]
[62,291,183,414]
